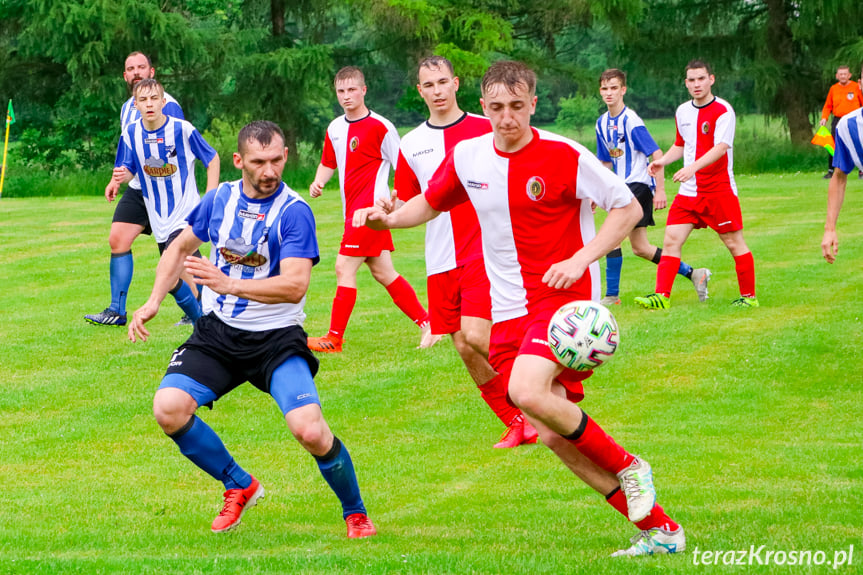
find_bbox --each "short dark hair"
[334,66,365,87]
[126,51,152,67]
[418,56,455,80]
[685,59,713,76]
[133,78,163,98]
[600,68,627,86]
[238,121,285,154]
[481,60,536,97]
[837,65,851,72]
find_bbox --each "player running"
[355,61,685,557]
[128,121,376,538]
[822,106,863,262]
[106,78,220,323]
[86,52,190,327]
[306,66,436,353]
[636,60,758,310]
[393,56,536,448]
[595,68,710,306]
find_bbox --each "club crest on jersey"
[220,238,267,268]
[143,157,177,178]
[526,176,546,201]
[238,209,267,221]
[848,92,856,101]
[701,121,711,135]
[349,136,359,152]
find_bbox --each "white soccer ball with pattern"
[547,300,619,371]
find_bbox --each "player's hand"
[128,301,160,343]
[184,255,234,295]
[653,189,667,210]
[111,167,128,184]
[672,165,696,183]
[375,190,398,214]
[822,230,838,263]
[543,257,588,290]
[820,119,827,127]
[590,201,597,214]
[105,181,119,202]
[353,206,391,230]
[309,181,324,198]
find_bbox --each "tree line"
[1,0,862,170]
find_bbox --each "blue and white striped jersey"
[118,116,217,243]
[116,92,184,189]
[189,181,320,331]
[834,108,863,174]
[595,107,660,187]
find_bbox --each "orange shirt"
[822,81,863,120]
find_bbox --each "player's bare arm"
[822,169,847,263]
[205,154,221,192]
[354,193,440,230]
[673,142,729,183]
[105,167,133,201]
[650,150,667,209]
[648,145,682,177]
[543,200,642,290]
[185,256,312,304]
[309,164,335,198]
[129,227,204,342]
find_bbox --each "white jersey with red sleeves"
[424,128,634,323]
[396,112,491,276]
[320,111,400,222]
[674,96,737,197]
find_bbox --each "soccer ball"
[547,300,619,371]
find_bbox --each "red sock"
[566,415,635,474]
[606,489,680,531]
[478,374,520,426]
[655,255,680,297]
[385,275,428,326]
[328,285,357,339]
[734,251,756,298]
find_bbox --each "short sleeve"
[714,106,736,148]
[278,201,320,266]
[394,150,422,201]
[630,125,660,156]
[321,131,337,169]
[188,187,218,242]
[425,148,469,212]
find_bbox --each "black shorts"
[157,228,201,259]
[112,185,152,236]
[164,313,320,397]
[629,182,655,228]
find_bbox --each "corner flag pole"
[0,100,15,199]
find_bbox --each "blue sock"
[677,261,694,279]
[171,280,203,321]
[315,437,366,518]
[170,415,252,490]
[605,250,623,297]
[109,251,133,315]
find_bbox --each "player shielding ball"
[821,106,863,262]
[393,56,536,448]
[128,121,376,538]
[307,66,437,353]
[355,61,685,556]
[636,60,758,310]
[595,68,710,306]
[106,78,219,323]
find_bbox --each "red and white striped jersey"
[321,111,400,221]
[674,97,737,197]
[425,128,634,323]
[395,112,491,276]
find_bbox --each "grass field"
[1,171,862,574]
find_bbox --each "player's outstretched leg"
[601,248,623,306]
[640,243,711,303]
[309,285,355,353]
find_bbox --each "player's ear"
[233,152,243,170]
[453,76,460,92]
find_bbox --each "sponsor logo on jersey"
[609,147,624,158]
[238,209,266,221]
[701,121,711,135]
[143,157,178,178]
[144,137,164,144]
[349,136,359,152]
[531,338,549,346]
[526,176,546,201]
[412,148,434,157]
[467,180,489,190]
[220,238,267,268]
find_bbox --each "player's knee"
[108,229,135,252]
[631,243,654,259]
[153,389,196,434]
[291,422,329,454]
[507,381,542,417]
[462,329,489,356]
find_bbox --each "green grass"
[0,171,861,574]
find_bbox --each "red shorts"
[427,258,492,335]
[667,191,743,234]
[489,296,590,404]
[339,222,394,257]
